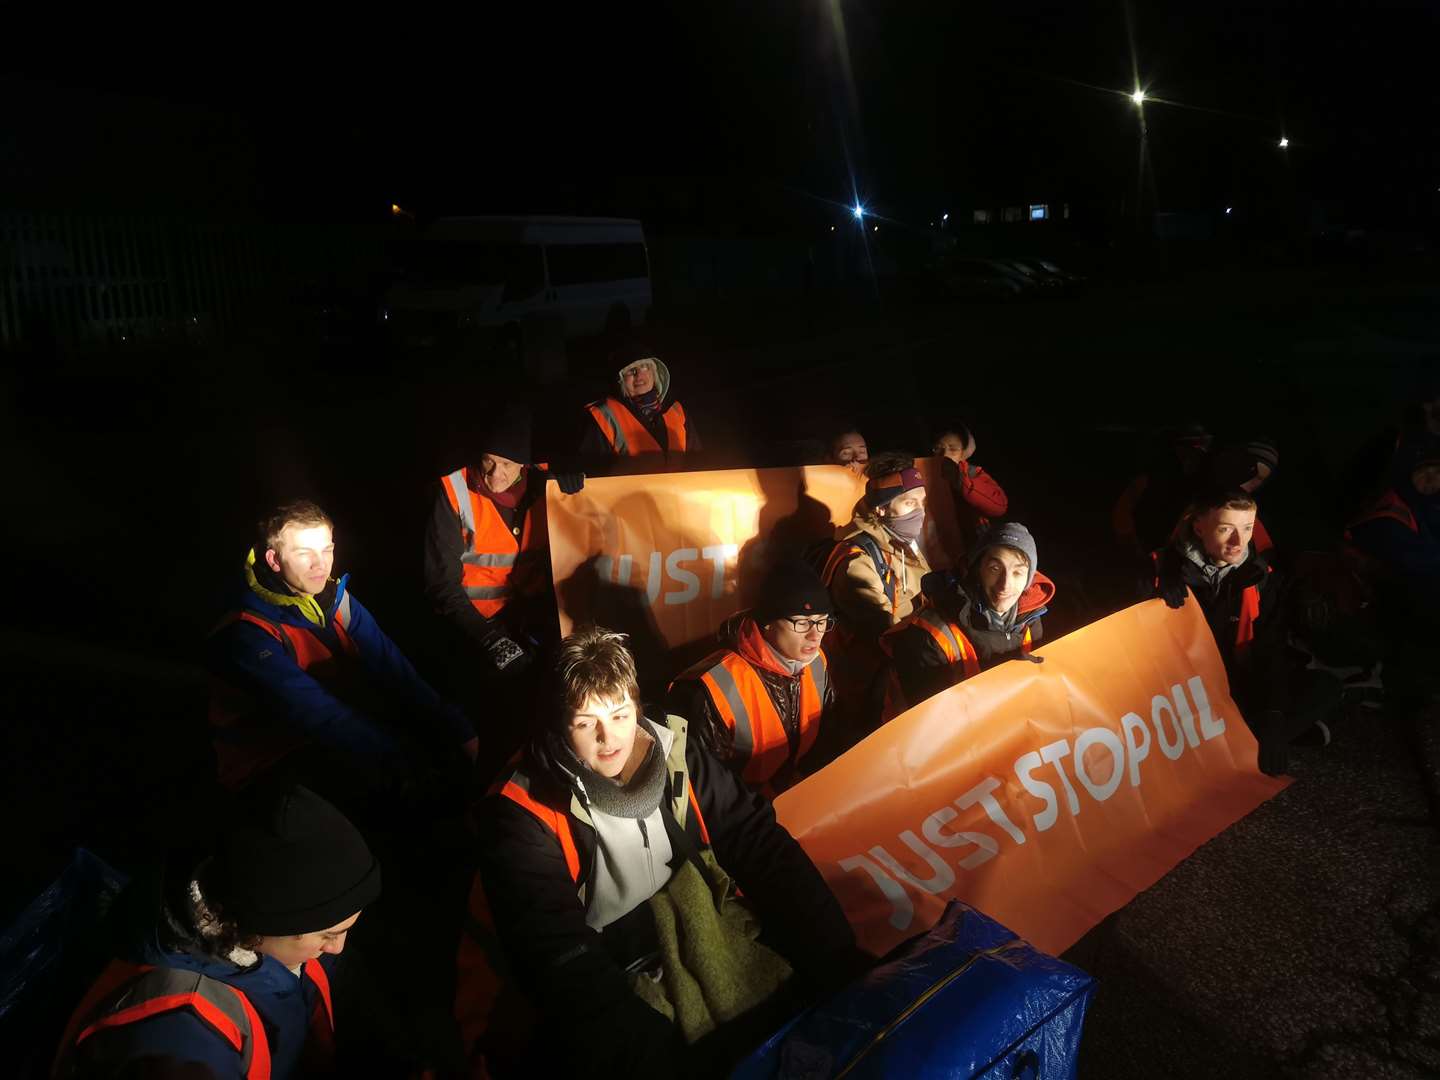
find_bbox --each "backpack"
[805,533,897,610]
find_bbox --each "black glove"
[480,629,532,675]
[551,471,586,495]
[1158,577,1188,609]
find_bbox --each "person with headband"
[581,341,700,464]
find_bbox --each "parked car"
[928,256,1037,301]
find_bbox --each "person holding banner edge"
[1151,487,1340,775]
[667,559,837,795]
[880,522,1054,723]
[473,626,860,1076]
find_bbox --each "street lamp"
[1278,136,1289,149]
[852,204,865,220]
[1130,89,1146,106]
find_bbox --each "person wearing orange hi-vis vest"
[470,627,861,1077]
[881,522,1054,723]
[54,785,385,1080]
[580,341,700,465]
[426,403,584,681]
[668,560,837,795]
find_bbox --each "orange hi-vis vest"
[440,467,544,619]
[586,396,688,457]
[878,605,1031,722]
[208,593,358,790]
[671,646,829,792]
[1345,490,1419,539]
[54,957,334,1080]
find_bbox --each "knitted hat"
[753,559,834,625]
[212,785,381,937]
[865,466,925,509]
[1242,439,1280,473]
[969,521,1039,589]
[479,403,532,465]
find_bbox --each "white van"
[383,216,651,345]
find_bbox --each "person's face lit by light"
[620,361,656,399]
[832,432,869,474]
[1193,506,1255,566]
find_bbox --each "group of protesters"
[53,341,1440,1079]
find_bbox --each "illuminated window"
[973,209,991,224]
[1002,206,1024,223]
[1029,204,1049,221]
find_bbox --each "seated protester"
[1113,423,1213,555]
[425,403,583,683]
[668,560,836,795]
[208,499,476,793]
[822,453,933,642]
[827,428,870,475]
[1345,438,1440,618]
[474,627,858,1076]
[931,422,1009,555]
[1210,438,1280,555]
[55,784,384,1080]
[1152,487,1339,776]
[581,342,700,464]
[880,523,1053,721]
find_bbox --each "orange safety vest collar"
[440,467,541,619]
[54,958,334,1080]
[675,650,828,790]
[586,397,687,457]
[1346,490,1420,538]
[493,754,711,886]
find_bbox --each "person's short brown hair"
[550,626,642,721]
[258,499,333,555]
[1188,488,1257,519]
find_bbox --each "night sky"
[4,3,1437,228]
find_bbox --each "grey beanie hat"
[969,522,1038,589]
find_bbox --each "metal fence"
[0,213,404,352]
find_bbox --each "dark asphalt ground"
[4,259,1439,1075]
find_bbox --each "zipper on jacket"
[637,817,657,890]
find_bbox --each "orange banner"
[546,459,964,653]
[547,465,865,649]
[772,598,1290,957]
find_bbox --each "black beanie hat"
[213,785,381,937]
[479,403,533,465]
[753,559,834,625]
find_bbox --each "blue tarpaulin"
[0,849,128,1073]
[735,900,1094,1079]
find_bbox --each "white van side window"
[546,243,649,286]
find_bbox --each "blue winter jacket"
[208,572,474,762]
[63,870,340,1079]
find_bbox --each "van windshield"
[410,242,545,298]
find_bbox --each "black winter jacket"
[473,709,854,1076]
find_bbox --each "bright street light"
[1225,207,1233,215]
[1278,136,1289,149]
[942,212,949,221]
[1130,89,1146,106]
[852,204,865,220]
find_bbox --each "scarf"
[558,717,669,820]
[884,508,926,542]
[476,467,527,510]
[243,548,328,627]
[1181,539,1238,587]
[629,388,662,421]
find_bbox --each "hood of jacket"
[618,356,672,408]
[238,552,349,631]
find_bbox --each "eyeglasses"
[779,615,836,634]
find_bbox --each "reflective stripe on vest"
[586,397,687,457]
[56,961,274,1080]
[440,467,538,618]
[494,717,708,885]
[907,607,981,680]
[683,652,827,788]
